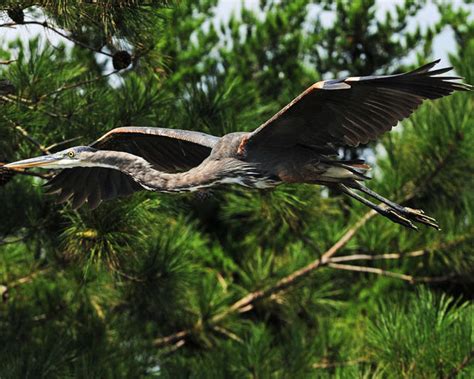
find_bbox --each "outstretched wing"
[46,127,219,209]
[247,60,471,150]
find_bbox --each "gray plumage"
[5,60,471,230]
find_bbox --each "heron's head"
[4,146,98,170]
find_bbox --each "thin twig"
[8,268,50,289]
[154,330,192,348]
[0,235,28,246]
[329,233,473,264]
[327,263,457,283]
[329,250,427,263]
[10,124,50,154]
[213,325,244,343]
[1,20,113,57]
[113,269,146,283]
[312,358,369,369]
[1,94,66,119]
[1,267,50,301]
[40,70,119,99]
[45,136,83,151]
[3,114,50,153]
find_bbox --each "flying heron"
[5,60,471,230]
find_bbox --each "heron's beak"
[4,154,62,169]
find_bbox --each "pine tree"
[0,1,473,377]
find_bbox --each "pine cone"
[112,51,132,70]
[7,7,24,24]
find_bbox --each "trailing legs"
[338,182,439,230]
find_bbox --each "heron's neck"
[90,151,217,192]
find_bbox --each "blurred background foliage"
[0,0,473,377]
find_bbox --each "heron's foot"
[380,207,418,230]
[380,206,439,231]
[403,207,440,230]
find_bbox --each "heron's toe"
[404,207,440,230]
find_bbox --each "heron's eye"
[67,151,75,158]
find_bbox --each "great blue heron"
[5,60,471,230]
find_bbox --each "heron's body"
[5,60,471,230]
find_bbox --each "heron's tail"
[338,181,439,230]
[320,159,371,181]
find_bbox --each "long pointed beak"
[4,154,60,169]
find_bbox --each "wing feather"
[247,60,471,149]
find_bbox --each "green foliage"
[366,289,473,378]
[0,0,473,377]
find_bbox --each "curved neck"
[88,151,221,192]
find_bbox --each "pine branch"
[153,210,377,348]
[214,210,378,323]
[153,209,469,350]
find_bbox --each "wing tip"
[407,59,442,75]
